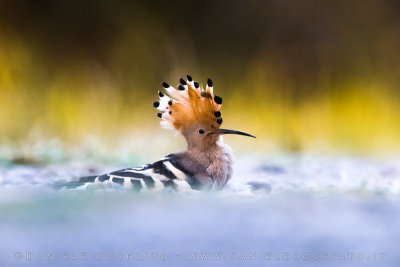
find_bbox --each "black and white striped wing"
[79,155,199,192]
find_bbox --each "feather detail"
[157,91,172,112]
[154,76,223,133]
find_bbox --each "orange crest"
[153,76,223,133]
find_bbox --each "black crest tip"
[158,91,164,97]
[217,118,223,124]
[168,100,172,106]
[157,113,162,118]
[162,82,169,88]
[214,95,222,104]
[186,75,192,82]
[179,78,187,85]
[153,101,160,108]
[207,78,213,87]
[194,81,199,88]
[214,111,221,117]
[177,84,185,91]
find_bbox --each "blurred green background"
[1,0,400,157]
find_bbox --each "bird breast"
[205,138,234,189]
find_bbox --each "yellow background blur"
[1,0,399,156]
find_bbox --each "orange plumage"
[154,76,223,133]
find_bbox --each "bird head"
[153,75,255,150]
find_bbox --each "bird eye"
[198,129,205,134]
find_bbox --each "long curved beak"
[210,128,256,138]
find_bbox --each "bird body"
[74,76,254,191]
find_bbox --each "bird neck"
[187,136,224,155]
[186,136,234,188]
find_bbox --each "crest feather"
[154,76,222,132]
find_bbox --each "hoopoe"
[74,76,255,191]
